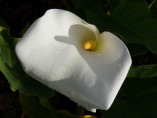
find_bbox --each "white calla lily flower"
[15,9,131,112]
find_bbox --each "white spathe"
[15,9,132,112]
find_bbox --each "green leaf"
[72,0,157,54]
[0,26,55,99]
[0,26,19,68]
[126,44,148,56]
[72,0,146,44]
[18,22,30,37]
[149,0,157,15]
[108,0,157,53]
[0,18,10,29]
[127,64,157,78]
[19,93,96,118]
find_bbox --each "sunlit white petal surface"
[15,9,132,112]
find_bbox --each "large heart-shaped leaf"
[108,0,157,53]
[72,0,157,54]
